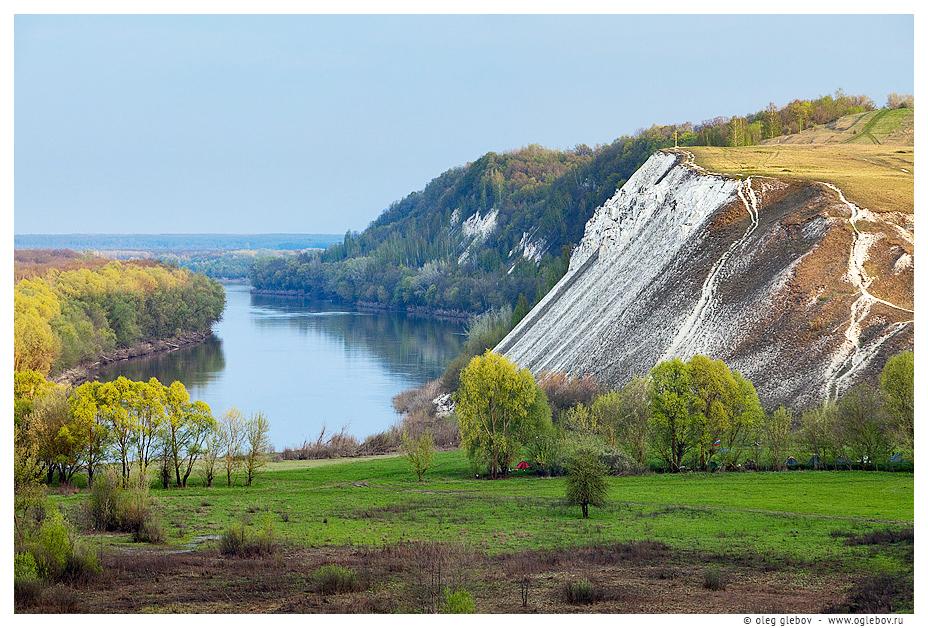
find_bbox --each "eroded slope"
[497,150,914,406]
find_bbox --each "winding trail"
[663,177,759,359]
[820,182,914,399]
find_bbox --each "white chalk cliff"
[497,150,914,406]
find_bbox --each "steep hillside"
[251,91,878,316]
[761,107,913,145]
[498,149,913,406]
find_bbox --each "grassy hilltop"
[690,144,913,215]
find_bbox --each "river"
[95,283,465,448]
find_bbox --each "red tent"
[516,461,530,470]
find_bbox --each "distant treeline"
[14,259,225,375]
[14,233,343,253]
[251,91,877,316]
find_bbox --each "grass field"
[761,108,914,146]
[41,451,914,613]
[55,450,913,567]
[689,144,913,214]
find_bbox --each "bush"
[84,470,165,544]
[40,583,81,613]
[600,449,642,476]
[86,468,121,531]
[562,578,601,604]
[826,574,912,613]
[133,517,166,544]
[402,431,434,482]
[442,587,476,613]
[32,511,72,581]
[117,486,158,540]
[14,552,42,607]
[527,428,567,476]
[703,565,725,591]
[539,372,601,419]
[63,543,101,583]
[219,520,278,558]
[281,425,360,460]
[312,565,361,594]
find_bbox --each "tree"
[201,425,223,488]
[880,351,913,458]
[98,377,134,486]
[402,431,435,482]
[511,293,530,327]
[764,406,793,470]
[220,408,246,486]
[837,384,892,470]
[244,412,271,486]
[130,378,167,481]
[565,447,608,518]
[721,372,764,468]
[688,355,739,470]
[886,93,913,109]
[562,403,597,433]
[788,100,814,133]
[164,381,216,487]
[31,385,88,485]
[798,402,837,470]
[591,377,650,466]
[69,381,113,487]
[455,351,552,478]
[763,102,782,139]
[648,358,696,472]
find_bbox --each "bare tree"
[201,425,223,488]
[221,408,246,487]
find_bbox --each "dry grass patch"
[689,145,913,215]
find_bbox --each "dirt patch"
[16,541,867,614]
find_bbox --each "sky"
[14,14,914,235]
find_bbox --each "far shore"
[249,286,472,322]
[51,329,214,387]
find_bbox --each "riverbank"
[250,287,473,322]
[51,329,214,386]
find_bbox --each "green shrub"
[14,552,42,607]
[32,511,72,581]
[600,450,642,475]
[441,587,476,613]
[133,518,166,544]
[312,564,360,594]
[562,578,600,604]
[219,520,277,558]
[703,565,725,591]
[63,543,101,583]
[115,484,167,544]
[86,470,165,544]
[86,468,121,531]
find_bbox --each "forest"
[251,91,877,315]
[13,255,225,376]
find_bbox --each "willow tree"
[164,380,216,487]
[648,358,696,472]
[69,381,113,487]
[880,351,914,458]
[455,351,551,478]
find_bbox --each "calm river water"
[95,283,465,448]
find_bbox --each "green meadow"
[55,450,913,574]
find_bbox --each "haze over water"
[95,283,465,448]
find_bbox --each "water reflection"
[95,284,464,447]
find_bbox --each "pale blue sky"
[15,14,913,234]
